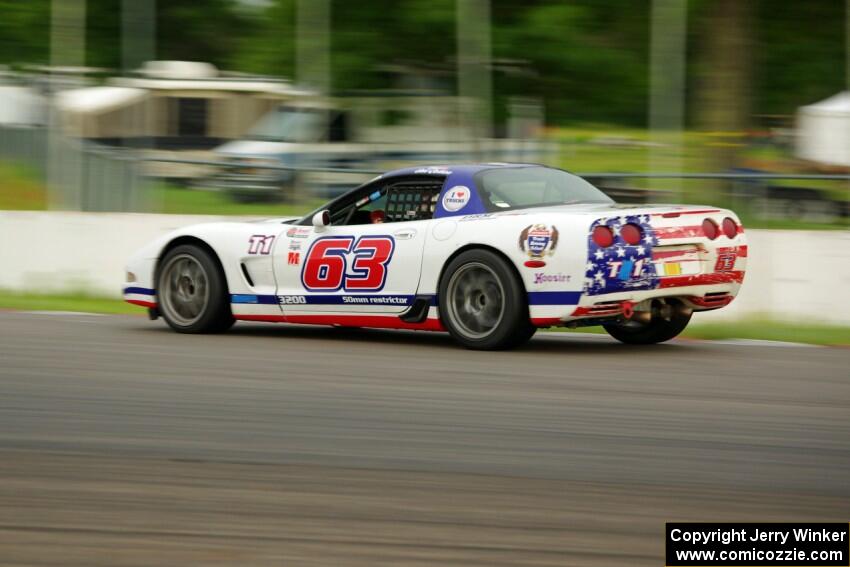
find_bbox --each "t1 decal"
[607,258,646,280]
[248,234,275,255]
[301,236,395,292]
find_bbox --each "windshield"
[474,167,613,211]
[247,107,324,142]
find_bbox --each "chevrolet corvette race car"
[124,164,747,350]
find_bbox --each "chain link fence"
[1,124,848,228]
[0,125,147,212]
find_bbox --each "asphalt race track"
[1,310,848,565]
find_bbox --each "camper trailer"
[57,61,311,149]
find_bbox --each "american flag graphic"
[584,214,659,296]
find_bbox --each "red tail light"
[592,225,614,247]
[702,219,719,240]
[722,217,738,239]
[620,223,642,245]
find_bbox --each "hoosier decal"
[533,272,570,285]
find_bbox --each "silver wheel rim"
[159,253,210,326]
[445,262,506,340]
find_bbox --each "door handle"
[393,228,417,240]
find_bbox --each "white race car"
[125,164,746,349]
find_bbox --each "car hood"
[249,217,300,224]
[214,140,295,157]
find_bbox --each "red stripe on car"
[126,299,156,308]
[650,209,720,216]
[658,271,745,288]
[653,225,704,240]
[234,313,445,331]
[530,317,562,327]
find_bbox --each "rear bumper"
[564,209,747,324]
[527,265,746,327]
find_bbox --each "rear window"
[474,167,613,211]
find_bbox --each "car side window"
[332,177,444,226]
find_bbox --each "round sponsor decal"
[442,185,471,212]
[519,224,559,259]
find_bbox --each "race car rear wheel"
[603,301,691,345]
[157,244,234,334]
[439,249,535,350]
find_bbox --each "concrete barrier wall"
[0,211,244,298]
[1,211,848,324]
[697,228,850,324]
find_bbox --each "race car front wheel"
[603,300,691,345]
[439,249,535,350]
[157,244,234,334]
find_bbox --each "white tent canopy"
[57,86,148,115]
[795,91,850,167]
[55,86,150,138]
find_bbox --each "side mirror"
[312,210,331,231]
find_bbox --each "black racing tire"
[603,303,691,345]
[157,244,234,334]
[438,249,535,350]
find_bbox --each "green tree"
[229,0,297,78]
[0,0,846,129]
[693,0,753,172]
[0,0,50,65]
[157,0,248,66]
[494,1,650,125]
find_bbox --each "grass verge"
[0,161,48,210]
[1,290,847,346]
[0,291,141,315]
[681,319,850,345]
[551,319,850,346]
[149,183,319,217]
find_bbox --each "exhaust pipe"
[630,310,652,324]
[650,299,693,322]
[619,298,692,325]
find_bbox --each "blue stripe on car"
[526,291,582,305]
[124,287,155,296]
[231,292,581,307]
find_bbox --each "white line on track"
[702,338,822,348]
[18,310,105,317]
[543,332,822,348]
